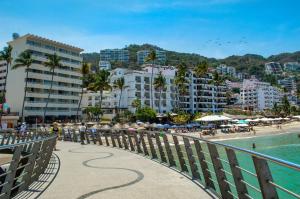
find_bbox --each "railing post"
[133,131,142,153]
[207,143,233,199]
[252,156,279,199]
[226,148,248,199]
[115,131,123,148]
[19,141,41,192]
[11,133,16,144]
[1,132,7,145]
[110,131,117,147]
[139,132,149,156]
[1,145,23,199]
[183,137,201,180]
[91,131,96,144]
[147,132,157,159]
[194,139,215,189]
[85,131,90,144]
[96,131,103,145]
[73,130,78,142]
[162,134,175,167]
[173,135,188,172]
[127,132,135,151]
[104,132,110,146]
[155,133,167,163]
[121,131,129,150]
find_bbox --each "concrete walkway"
[41,142,212,199]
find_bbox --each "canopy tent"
[234,123,249,127]
[195,115,232,122]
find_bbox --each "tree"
[83,106,102,121]
[135,106,156,122]
[0,45,13,94]
[77,62,91,121]
[132,99,141,109]
[154,72,166,113]
[113,77,128,112]
[193,61,208,112]
[174,63,189,109]
[88,70,111,110]
[43,53,62,123]
[272,102,281,116]
[145,50,157,109]
[281,95,291,116]
[12,50,33,122]
[211,71,224,114]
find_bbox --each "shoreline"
[183,121,300,142]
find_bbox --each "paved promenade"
[41,142,212,199]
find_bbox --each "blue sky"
[0,0,299,58]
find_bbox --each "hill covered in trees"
[82,44,300,78]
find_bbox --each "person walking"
[51,122,60,150]
[79,122,87,145]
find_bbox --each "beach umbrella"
[131,123,139,129]
[156,124,164,128]
[234,123,249,127]
[163,124,171,128]
[170,112,178,116]
[195,115,232,122]
[102,125,110,130]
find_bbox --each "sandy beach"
[183,121,300,142]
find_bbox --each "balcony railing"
[61,129,300,199]
[0,131,57,198]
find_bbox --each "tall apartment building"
[180,71,228,113]
[0,61,7,91]
[137,50,166,65]
[265,62,283,75]
[216,64,236,77]
[99,61,111,70]
[283,62,300,72]
[240,77,283,111]
[278,77,297,94]
[110,66,177,113]
[100,49,129,63]
[6,34,83,122]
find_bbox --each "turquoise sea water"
[221,132,300,199]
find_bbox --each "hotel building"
[100,49,129,63]
[137,50,166,65]
[180,71,228,113]
[5,34,83,122]
[110,66,178,113]
[265,62,283,75]
[240,77,283,111]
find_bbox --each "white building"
[216,64,236,77]
[265,62,283,75]
[110,66,177,113]
[100,49,129,63]
[181,71,228,113]
[283,62,300,72]
[240,77,283,111]
[99,61,111,70]
[137,50,166,65]
[278,77,297,94]
[5,34,83,122]
[0,61,7,91]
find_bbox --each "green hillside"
[82,44,300,78]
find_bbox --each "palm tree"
[154,72,166,113]
[88,70,111,110]
[211,71,224,114]
[193,61,208,113]
[174,63,189,109]
[76,62,91,121]
[145,50,157,109]
[0,45,13,95]
[132,99,141,109]
[113,77,127,113]
[43,53,62,123]
[12,51,33,122]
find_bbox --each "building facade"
[99,61,111,70]
[278,77,297,94]
[180,71,228,113]
[137,50,166,65]
[0,61,7,92]
[216,64,236,77]
[110,66,177,113]
[100,49,129,63]
[265,62,283,75]
[283,62,300,72]
[240,77,283,111]
[6,34,83,122]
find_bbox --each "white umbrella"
[195,115,232,122]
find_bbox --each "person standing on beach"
[79,122,87,145]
